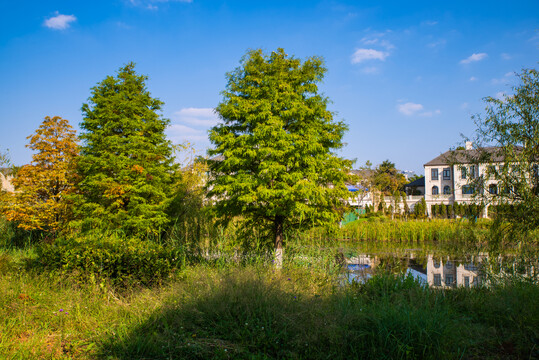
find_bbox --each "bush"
[36,233,195,285]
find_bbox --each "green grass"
[1,246,538,360]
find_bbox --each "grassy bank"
[1,247,538,359]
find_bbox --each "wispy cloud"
[398,102,423,116]
[173,107,219,127]
[128,0,192,10]
[491,72,513,85]
[351,49,389,64]
[43,12,76,30]
[495,92,506,100]
[460,53,488,64]
[166,124,208,145]
[421,20,438,26]
[427,39,446,48]
[360,33,394,50]
[166,107,218,148]
[501,53,511,60]
[397,102,440,117]
[469,76,478,81]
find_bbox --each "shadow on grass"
[95,267,502,360]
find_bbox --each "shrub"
[36,233,194,285]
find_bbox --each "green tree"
[373,160,407,195]
[4,116,78,233]
[74,63,176,236]
[413,197,427,218]
[208,49,352,265]
[469,68,539,237]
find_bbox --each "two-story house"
[423,141,508,217]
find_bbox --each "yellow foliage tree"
[5,116,78,232]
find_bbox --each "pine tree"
[74,63,175,236]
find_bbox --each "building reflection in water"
[346,254,484,288]
[346,252,537,287]
[427,255,481,288]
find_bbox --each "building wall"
[0,173,14,192]
[424,162,502,217]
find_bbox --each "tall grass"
[1,248,538,359]
[327,218,490,243]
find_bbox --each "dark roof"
[404,176,424,188]
[423,147,512,167]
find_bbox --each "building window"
[488,184,497,195]
[431,168,438,180]
[432,186,439,195]
[445,275,454,286]
[443,168,451,180]
[433,274,441,286]
[462,185,474,195]
[443,186,451,194]
[461,167,467,179]
[488,165,497,178]
[464,276,470,288]
[469,165,476,178]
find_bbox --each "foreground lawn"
[0,250,538,359]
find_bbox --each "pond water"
[337,243,538,288]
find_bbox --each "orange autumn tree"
[5,116,78,232]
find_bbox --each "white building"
[423,141,507,217]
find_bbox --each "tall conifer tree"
[208,49,352,265]
[74,63,175,235]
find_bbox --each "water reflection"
[345,253,537,288]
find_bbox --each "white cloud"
[419,109,441,117]
[360,35,394,50]
[173,107,219,127]
[351,48,389,64]
[398,102,424,116]
[461,102,470,110]
[501,53,511,60]
[129,0,192,9]
[421,20,438,26]
[469,76,478,81]
[166,124,208,145]
[398,102,440,117]
[460,53,488,64]
[166,107,219,148]
[43,12,76,30]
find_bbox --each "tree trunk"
[274,216,284,269]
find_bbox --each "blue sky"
[1,0,538,174]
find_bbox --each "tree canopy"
[73,63,176,236]
[4,116,78,232]
[208,48,352,262]
[372,160,407,195]
[470,68,539,237]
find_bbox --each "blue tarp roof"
[346,185,368,192]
